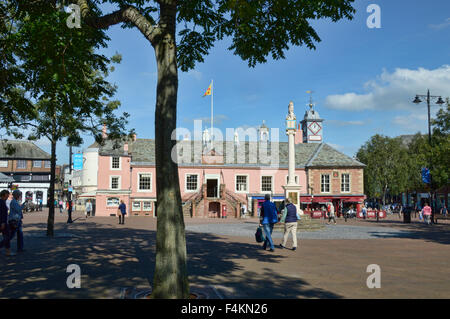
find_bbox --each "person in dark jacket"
[0,190,12,256]
[118,200,127,225]
[259,194,278,252]
[280,198,299,251]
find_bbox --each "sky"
[32,0,450,164]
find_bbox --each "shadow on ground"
[0,219,341,299]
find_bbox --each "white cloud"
[429,18,450,30]
[188,70,202,80]
[324,65,450,111]
[327,119,365,126]
[183,114,229,125]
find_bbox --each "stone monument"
[283,101,302,213]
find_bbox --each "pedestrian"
[259,194,278,252]
[422,202,432,225]
[118,200,127,224]
[321,205,327,219]
[441,204,447,217]
[39,198,43,211]
[59,199,63,213]
[326,202,336,225]
[280,198,299,251]
[0,190,12,256]
[85,200,92,218]
[362,205,367,219]
[8,190,24,253]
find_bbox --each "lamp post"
[412,90,445,223]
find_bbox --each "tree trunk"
[151,3,189,299]
[47,138,57,237]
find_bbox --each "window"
[111,156,120,169]
[20,175,31,181]
[16,160,26,169]
[0,160,8,167]
[186,174,198,191]
[341,173,350,193]
[132,201,141,211]
[32,175,50,181]
[321,174,330,193]
[44,161,51,168]
[110,176,120,189]
[261,176,273,192]
[236,175,248,192]
[139,173,152,191]
[33,160,42,168]
[107,197,120,207]
[143,201,152,211]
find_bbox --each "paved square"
[0,210,449,298]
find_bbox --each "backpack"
[255,226,266,243]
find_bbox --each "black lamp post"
[412,90,445,223]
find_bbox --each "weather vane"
[306,90,315,109]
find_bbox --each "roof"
[0,140,51,160]
[99,138,363,168]
[0,172,14,182]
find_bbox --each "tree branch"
[77,0,161,46]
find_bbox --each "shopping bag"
[255,226,266,243]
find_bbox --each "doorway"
[206,179,218,198]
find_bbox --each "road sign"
[73,153,83,170]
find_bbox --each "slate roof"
[99,138,364,168]
[0,140,51,159]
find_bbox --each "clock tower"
[301,93,324,143]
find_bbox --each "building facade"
[0,140,52,205]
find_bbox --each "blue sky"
[47,0,449,164]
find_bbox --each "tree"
[1,2,132,236]
[69,0,357,298]
[356,134,409,204]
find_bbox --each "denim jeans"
[262,223,275,250]
[9,221,24,251]
[0,225,10,249]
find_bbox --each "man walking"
[9,190,24,253]
[0,190,12,256]
[280,198,299,251]
[85,200,92,218]
[259,194,278,252]
[118,200,127,225]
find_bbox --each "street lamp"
[412,89,445,223]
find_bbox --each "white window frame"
[235,174,249,193]
[261,175,273,193]
[138,173,152,192]
[142,200,153,211]
[285,175,299,185]
[132,201,142,211]
[111,156,121,170]
[106,197,120,207]
[321,174,330,193]
[0,160,8,167]
[33,160,42,168]
[185,173,199,192]
[16,160,27,169]
[44,160,51,168]
[341,173,351,193]
[110,176,121,190]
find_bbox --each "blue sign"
[73,153,83,170]
[421,167,431,184]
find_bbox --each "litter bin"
[403,207,411,223]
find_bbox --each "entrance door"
[206,179,218,198]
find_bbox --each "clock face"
[308,121,322,135]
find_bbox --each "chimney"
[124,142,129,155]
[102,123,107,139]
[295,123,303,144]
[133,133,137,142]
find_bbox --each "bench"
[434,214,450,223]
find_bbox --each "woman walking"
[279,198,299,251]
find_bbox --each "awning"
[78,191,97,198]
[0,172,14,183]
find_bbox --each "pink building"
[94,117,365,218]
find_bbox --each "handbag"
[255,226,266,243]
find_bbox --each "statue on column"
[286,101,296,120]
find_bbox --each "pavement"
[0,209,449,299]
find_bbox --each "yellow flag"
[203,82,212,97]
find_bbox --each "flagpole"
[211,79,214,149]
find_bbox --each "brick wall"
[307,167,364,195]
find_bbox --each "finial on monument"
[287,101,296,120]
[306,90,315,109]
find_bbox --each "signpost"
[73,153,83,170]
